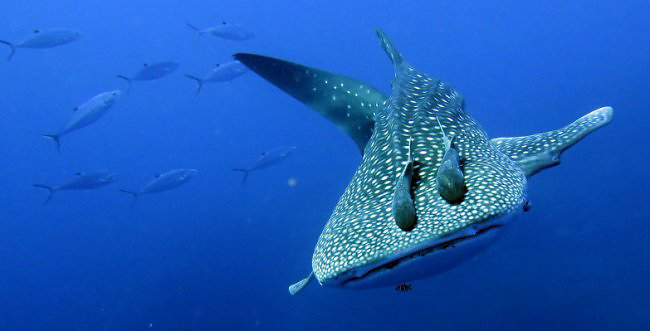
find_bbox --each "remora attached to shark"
[235,29,613,295]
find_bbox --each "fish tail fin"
[119,189,138,207]
[375,29,404,68]
[0,40,15,61]
[186,23,205,41]
[184,74,203,96]
[116,75,132,94]
[33,184,55,205]
[232,168,249,184]
[42,134,60,153]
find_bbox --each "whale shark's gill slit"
[342,224,503,285]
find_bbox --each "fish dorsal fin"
[376,29,404,68]
[404,136,413,168]
[397,137,414,178]
[435,116,452,150]
[492,106,613,177]
[235,53,387,154]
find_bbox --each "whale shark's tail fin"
[375,29,404,68]
[492,106,614,177]
[0,40,15,61]
[119,189,139,207]
[232,168,249,184]
[116,75,132,94]
[42,134,60,153]
[184,74,203,96]
[33,184,55,205]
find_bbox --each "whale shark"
[235,29,613,294]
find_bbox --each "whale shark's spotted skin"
[231,53,385,153]
[312,33,527,282]
[235,30,613,292]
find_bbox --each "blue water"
[1,1,648,330]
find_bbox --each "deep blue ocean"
[1,1,648,330]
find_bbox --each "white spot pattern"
[312,51,527,283]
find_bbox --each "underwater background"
[0,0,648,330]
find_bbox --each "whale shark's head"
[311,31,528,288]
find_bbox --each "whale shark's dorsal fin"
[234,53,387,153]
[492,106,613,177]
[376,29,404,68]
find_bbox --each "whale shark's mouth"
[340,224,503,286]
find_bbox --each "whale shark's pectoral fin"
[288,271,314,296]
[234,53,387,154]
[492,106,613,177]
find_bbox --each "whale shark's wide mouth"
[336,223,504,287]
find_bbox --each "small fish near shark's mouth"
[324,223,506,289]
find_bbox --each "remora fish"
[33,171,117,204]
[117,62,179,93]
[233,146,296,184]
[184,61,248,95]
[392,138,417,231]
[43,90,122,152]
[435,117,466,204]
[119,169,197,205]
[186,22,254,41]
[235,29,613,295]
[0,29,81,61]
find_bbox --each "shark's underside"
[235,30,613,294]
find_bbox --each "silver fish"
[117,62,179,93]
[0,29,81,61]
[33,171,117,204]
[233,146,296,184]
[120,169,197,205]
[43,90,122,152]
[186,22,254,41]
[236,29,613,295]
[184,61,248,95]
